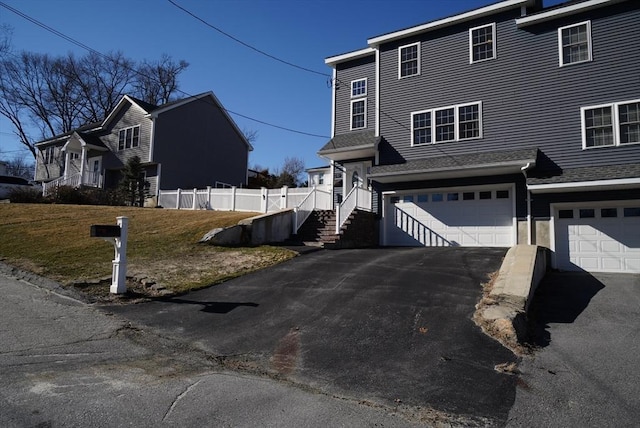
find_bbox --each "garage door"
[554,204,640,273]
[383,187,514,247]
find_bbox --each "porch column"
[79,146,87,185]
[63,150,70,180]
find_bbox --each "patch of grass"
[0,204,297,295]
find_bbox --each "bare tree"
[276,156,305,187]
[134,54,189,105]
[0,24,12,58]
[242,127,259,144]
[0,155,35,179]
[0,51,189,160]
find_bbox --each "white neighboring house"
[0,160,37,199]
[306,166,332,192]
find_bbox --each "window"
[399,42,419,78]
[350,99,366,130]
[447,193,459,201]
[432,193,443,202]
[351,79,367,98]
[403,195,414,203]
[624,207,640,217]
[463,192,475,200]
[601,208,617,218]
[43,146,56,164]
[417,194,428,203]
[118,125,140,150]
[318,175,324,185]
[458,104,480,139]
[479,191,491,200]
[558,209,574,219]
[412,111,431,145]
[558,21,591,66]
[582,100,640,148]
[411,102,482,145]
[579,209,595,218]
[470,23,496,63]
[496,190,509,199]
[70,152,80,160]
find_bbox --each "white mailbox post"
[90,216,128,294]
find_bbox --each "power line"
[0,1,330,140]
[167,0,330,78]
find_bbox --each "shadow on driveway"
[527,271,605,347]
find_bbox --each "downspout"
[521,163,533,245]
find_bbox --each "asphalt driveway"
[507,271,640,427]
[103,247,517,424]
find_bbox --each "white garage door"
[383,187,514,247]
[554,203,640,273]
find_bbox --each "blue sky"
[0,0,565,173]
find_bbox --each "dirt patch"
[473,271,533,356]
[69,247,297,303]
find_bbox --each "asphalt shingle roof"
[527,163,640,185]
[318,130,380,153]
[370,147,539,175]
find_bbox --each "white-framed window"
[398,42,420,78]
[411,102,482,146]
[351,99,367,130]
[581,100,640,148]
[558,21,592,66]
[42,146,56,164]
[351,78,367,98]
[469,23,496,63]
[118,125,140,150]
[70,152,80,160]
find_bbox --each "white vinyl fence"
[158,186,332,214]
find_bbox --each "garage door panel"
[555,203,640,273]
[385,188,513,247]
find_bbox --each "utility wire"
[0,1,330,139]
[167,0,330,78]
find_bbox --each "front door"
[87,156,102,186]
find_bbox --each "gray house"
[319,0,640,273]
[34,92,252,206]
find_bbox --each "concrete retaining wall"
[238,209,293,245]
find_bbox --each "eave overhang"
[368,0,536,46]
[516,0,627,27]
[318,143,378,162]
[369,161,533,184]
[325,47,376,67]
[528,177,640,194]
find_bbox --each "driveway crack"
[162,378,203,422]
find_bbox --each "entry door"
[88,156,102,185]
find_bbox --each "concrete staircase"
[291,209,378,249]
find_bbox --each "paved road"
[103,247,516,424]
[507,272,640,427]
[0,267,427,427]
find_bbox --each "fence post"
[207,186,212,210]
[293,207,298,234]
[192,188,198,210]
[312,185,317,210]
[231,186,237,211]
[335,203,340,234]
[261,187,268,213]
[176,188,182,209]
[281,185,288,209]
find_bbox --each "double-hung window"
[351,99,366,130]
[399,42,420,78]
[118,125,140,150]
[351,78,367,98]
[582,100,640,148]
[469,23,496,63]
[412,102,482,145]
[43,146,56,164]
[558,21,592,66]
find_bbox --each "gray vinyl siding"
[153,97,249,190]
[377,3,640,172]
[334,55,376,135]
[100,104,153,169]
[34,144,64,181]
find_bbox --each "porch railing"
[335,186,372,233]
[42,171,103,197]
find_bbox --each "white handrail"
[336,187,372,233]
